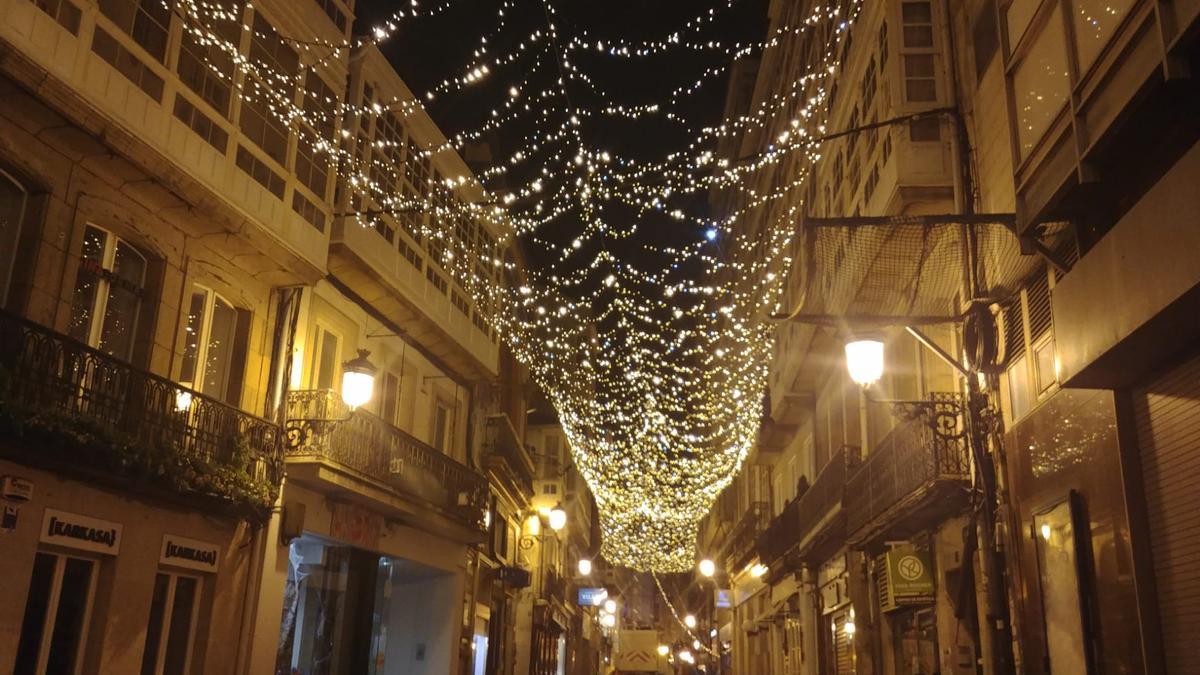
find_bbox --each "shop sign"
[577,587,608,606]
[882,545,934,610]
[40,508,121,555]
[714,588,731,608]
[330,502,382,550]
[160,534,220,573]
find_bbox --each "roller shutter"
[1133,350,1200,672]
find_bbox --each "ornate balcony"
[757,445,860,570]
[844,393,971,545]
[284,390,488,540]
[0,310,282,518]
[725,501,770,572]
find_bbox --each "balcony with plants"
[0,309,282,518]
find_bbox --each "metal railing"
[285,390,488,528]
[0,309,281,507]
[482,413,535,496]
[757,445,861,567]
[726,501,770,571]
[845,394,970,538]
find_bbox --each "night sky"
[354,0,769,281]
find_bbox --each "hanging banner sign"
[160,534,220,573]
[577,587,609,606]
[40,508,121,555]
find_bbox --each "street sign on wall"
[879,544,934,611]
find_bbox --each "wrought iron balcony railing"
[844,393,971,542]
[285,390,488,530]
[757,445,861,568]
[0,309,282,516]
[725,500,770,571]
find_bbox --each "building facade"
[707,0,1200,674]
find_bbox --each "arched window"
[66,224,148,360]
[0,168,28,306]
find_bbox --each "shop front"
[816,552,855,675]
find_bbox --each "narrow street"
[0,0,1197,673]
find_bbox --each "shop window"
[309,324,341,391]
[1011,5,1070,159]
[67,224,148,360]
[140,572,202,675]
[0,168,28,307]
[180,285,247,405]
[14,552,98,675]
[1033,495,1092,673]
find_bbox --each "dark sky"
[354,0,769,291]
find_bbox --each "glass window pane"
[46,556,95,675]
[902,1,932,23]
[1005,0,1040,48]
[141,573,170,675]
[1007,355,1033,421]
[68,227,107,344]
[315,329,339,391]
[201,296,238,401]
[1012,6,1071,159]
[903,26,933,48]
[1035,338,1057,393]
[0,171,26,304]
[163,577,198,674]
[381,372,399,425]
[1072,0,1135,73]
[180,290,208,386]
[14,552,58,675]
[99,284,141,359]
[1034,500,1089,673]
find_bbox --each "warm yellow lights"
[698,559,716,577]
[578,558,593,576]
[525,513,542,537]
[845,339,885,387]
[749,563,769,578]
[657,645,670,656]
[600,612,617,628]
[340,350,377,409]
[603,599,617,614]
[548,506,567,531]
[684,614,697,628]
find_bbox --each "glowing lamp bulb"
[548,506,567,531]
[600,613,616,627]
[750,563,768,578]
[341,350,377,409]
[604,599,617,614]
[657,645,670,656]
[845,338,885,386]
[705,228,718,241]
[698,559,716,577]
[684,614,697,629]
[578,558,593,576]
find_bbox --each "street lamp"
[604,599,617,614]
[548,504,567,531]
[749,563,768,578]
[600,612,616,628]
[657,645,670,657]
[844,337,884,386]
[698,558,716,577]
[578,558,593,576]
[684,614,696,629]
[341,349,377,408]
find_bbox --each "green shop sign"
[881,545,934,610]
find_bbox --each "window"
[380,371,400,425]
[92,27,164,100]
[174,97,228,151]
[33,0,82,34]
[140,572,202,675]
[909,116,941,141]
[433,401,451,452]
[903,54,937,102]
[175,0,243,116]
[67,225,148,360]
[1033,495,1091,673]
[0,168,28,306]
[971,0,999,81]
[98,0,171,63]
[235,146,285,198]
[311,0,347,33]
[878,21,889,68]
[1011,6,1070,159]
[901,1,934,47]
[1033,336,1057,395]
[1071,0,1135,73]
[309,324,341,391]
[1006,354,1033,421]
[238,12,297,166]
[291,191,326,232]
[14,552,98,675]
[180,285,245,404]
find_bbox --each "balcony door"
[67,224,148,360]
[180,285,245,405]
[309,324,342,393]
[0,167,28,307]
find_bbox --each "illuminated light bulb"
[693,640,701,650]
[578,558,593,576]
[340,350,377,409]
[750,563,768,578]
[845,338,885,387]
[684,614,696,628]
[604,599,617,613]
[698,559,716,577]
[548,506,567,531]
[844,620,856,636]
[174,390,193,412]
[657,645,670,656]
[705,228,718,241]
[1040,524,1051,541]
[601,613,616,628]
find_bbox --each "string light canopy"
[169,0,861,571]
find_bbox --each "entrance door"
[891,607,938,674]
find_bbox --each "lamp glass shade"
[657,645,670,656]
[341,350,377,409]
[600,613,616,627]
[604,599,617,614]
[698,559,716,577]
[578,558,593,576]
[548,507,567,531]
[845,339,885,386]
[684,614,697,628]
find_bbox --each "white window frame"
[74,224,148,356]
[432,398,451,452]
[179,284,239,402]
[21,550,99,675]
[142,571,204,675]
[0,167,28,306]
[898,0,940,105]
[308,322,342,392]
